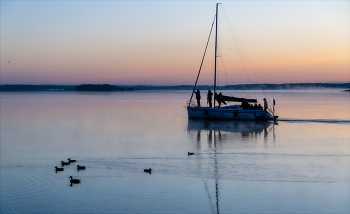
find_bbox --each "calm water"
[1,90,349,214]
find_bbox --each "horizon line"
[1,82,349,86]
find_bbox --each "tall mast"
[213,3,219,107]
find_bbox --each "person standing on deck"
[263,98,268,112]
[207,90,213,107]
[194,89,201,107]
[216,92,226,108]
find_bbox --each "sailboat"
[187,3,278,121]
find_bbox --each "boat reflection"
[187,119,276,214]
[187,119,275,141]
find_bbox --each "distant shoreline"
[0,83,349,91]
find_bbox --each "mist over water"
[1,90,349,214]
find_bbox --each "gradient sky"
[1,1,349,85]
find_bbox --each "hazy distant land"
[0,83,349,91]
[75,84,135,91]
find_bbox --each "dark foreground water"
[1,90,349,213]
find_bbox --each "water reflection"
[187,120,276,214]
[187,120,275,145]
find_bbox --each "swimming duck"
[67,158,76,163]
[69,176,81,184]
[76,165,85,170]
[188,152,194,155]
[144,168,152,173]
[61,161,70,165]
[55,166,64,172]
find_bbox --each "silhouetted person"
[263,98,268,112]
[216,92,226,108]
[207,90,213,107]
[249,103,253,109]
[194,89,201,107]
[241,101,248,109]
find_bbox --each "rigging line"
[221,6,258,100]
[204,180,216,214]
[189,15,216,106]
[217,46,245,99]
[222,6,274,106]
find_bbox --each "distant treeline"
[223,83,350,90]
[126,83,350,90]
[75,84,134,91]
[0,85,75,91]
[0,84,133,91]
[0,83,349,91]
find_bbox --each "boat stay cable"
[220,5,257,99]
[221,6,275,110]
[217,45,246,99]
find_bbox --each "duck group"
[56,151,197,185]
[55,158,86,185]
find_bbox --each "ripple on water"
[0,165,77,213]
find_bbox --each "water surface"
[1,90,349,213]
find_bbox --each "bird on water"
[76,165,85,170]
[61,161,70,165]
[69,176,81,184]
[144,168,152,173]
[55,166,64,172]
[67,158,76,163]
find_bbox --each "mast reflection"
[187,120,276,214]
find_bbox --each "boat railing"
[187,100,197,107]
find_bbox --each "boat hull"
[187,106,274,120]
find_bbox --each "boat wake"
[278,118,350,124]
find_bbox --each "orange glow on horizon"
[1,1,348,85]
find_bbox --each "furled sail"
[222,95,257,103]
